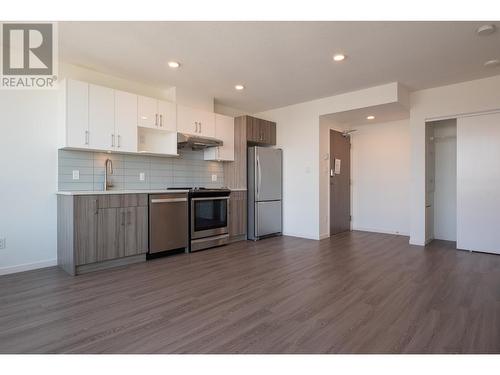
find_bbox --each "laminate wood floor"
[1,231,499,354]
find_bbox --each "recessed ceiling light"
[366,115,375,120]
[235,84,245,91]
[477,24,496,36]
[167,61,180,68]
[333,54,346,62]
[484,59,500,68]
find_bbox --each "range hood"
[177,133,223,150]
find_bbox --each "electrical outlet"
[72,170,80,180]
[139,172,145,181]
[0,238,6,250]
[211,174,217,182]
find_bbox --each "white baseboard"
[319,233,330,240]
[282,231,321,241]
[352,226,409,237]
[0,259,57,276]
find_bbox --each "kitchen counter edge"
[57,190,190,196]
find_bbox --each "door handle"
[256,156,260,198]
[150,198,187,203]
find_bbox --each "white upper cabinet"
[157,100,176,132]
[64,79,89,149]
[177,105,215,138]
[114,90,138,153]
[60,79,220,159]
[138,96,176,131]
[204,114,235,161]
[89,84,115,151]
[137,95,158,129]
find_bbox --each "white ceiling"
[320,102,409,127]
[59,21,500,113]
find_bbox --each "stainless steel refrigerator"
[248,146,283,240]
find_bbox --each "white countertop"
[57,189,189,196]
[57,188,247,195]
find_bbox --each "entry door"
[330,130,351,235]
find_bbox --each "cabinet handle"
[117,135,121,148]
[155,114,158,127]
[95,199,98,215]
[200,122,202,133]
[195,122,198,133]
[121,211,126,226]
[160,114,163,127]
[127,210,132,225]
[111,134,115,147]
[85,130,89,145]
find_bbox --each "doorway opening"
[425,119,457,244]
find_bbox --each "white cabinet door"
[204,114,234,161]
[177,105,199,135]
[89,84,115,151]
[216,114,234,160]
[199,110,215,138]
[157,100,176,132]
[138,95,158,129]
[115,90,138,153]
[177,105,216,137]
[66,79,89,148]
[457,113,500,254]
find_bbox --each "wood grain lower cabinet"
[58,193,148,275]
[74,196,98,266]
[97,207,122,262]
[124,206,148,256]
[229,191,247,241]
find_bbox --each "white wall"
[432,120,457,241]
[0,64,215,275]
[0,90,59,274]
[255,82,404,239]
[410,74,500,245]
[350,119,411,235]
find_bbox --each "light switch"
[72,170,80,180]
[139,172,145,181]
[211,174,217,182]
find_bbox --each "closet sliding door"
[457,112,500,254]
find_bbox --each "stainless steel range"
[168,187,231,252]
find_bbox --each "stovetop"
[167,187,231,197]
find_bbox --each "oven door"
[191,196,229,239]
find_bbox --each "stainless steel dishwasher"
[149,193,189,255]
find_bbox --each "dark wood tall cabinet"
[229,191,247,241]
[246,116,276,146]
[223,115,276,242]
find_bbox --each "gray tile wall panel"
[58,148,225,191]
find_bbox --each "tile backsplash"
[58,149,225,191]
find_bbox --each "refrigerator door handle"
[256,154,262,200]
